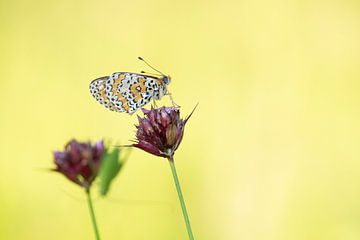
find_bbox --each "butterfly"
[89,57,177,114]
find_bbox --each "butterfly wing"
[123,73,160,113]
[89,76,123,112]
[90,72,165,114]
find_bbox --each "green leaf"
[98,148,124,196]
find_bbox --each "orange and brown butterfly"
[89,57,177,114]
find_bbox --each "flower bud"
[53,139,105,190]
[132,106,196,158]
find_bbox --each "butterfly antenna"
[140,70,162,76]
[138,57,165,76]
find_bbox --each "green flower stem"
[86,189,101,240]
[168,157,195,240]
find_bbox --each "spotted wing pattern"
[89,72,166,114]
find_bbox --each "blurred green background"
[1,0,360,239]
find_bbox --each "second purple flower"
[53,139,104,190]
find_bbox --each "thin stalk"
[86,189,101,240]
[168,157,195,240]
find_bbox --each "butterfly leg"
[152,98,158,108]
[168,92,180,108]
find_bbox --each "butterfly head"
[162,75,171,85]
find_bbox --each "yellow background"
[1,0,360,239]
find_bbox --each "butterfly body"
[90,72,170,114]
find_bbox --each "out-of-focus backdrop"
[1,0,360,239]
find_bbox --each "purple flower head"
[133,106,196,159]
[53,139,105,190]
